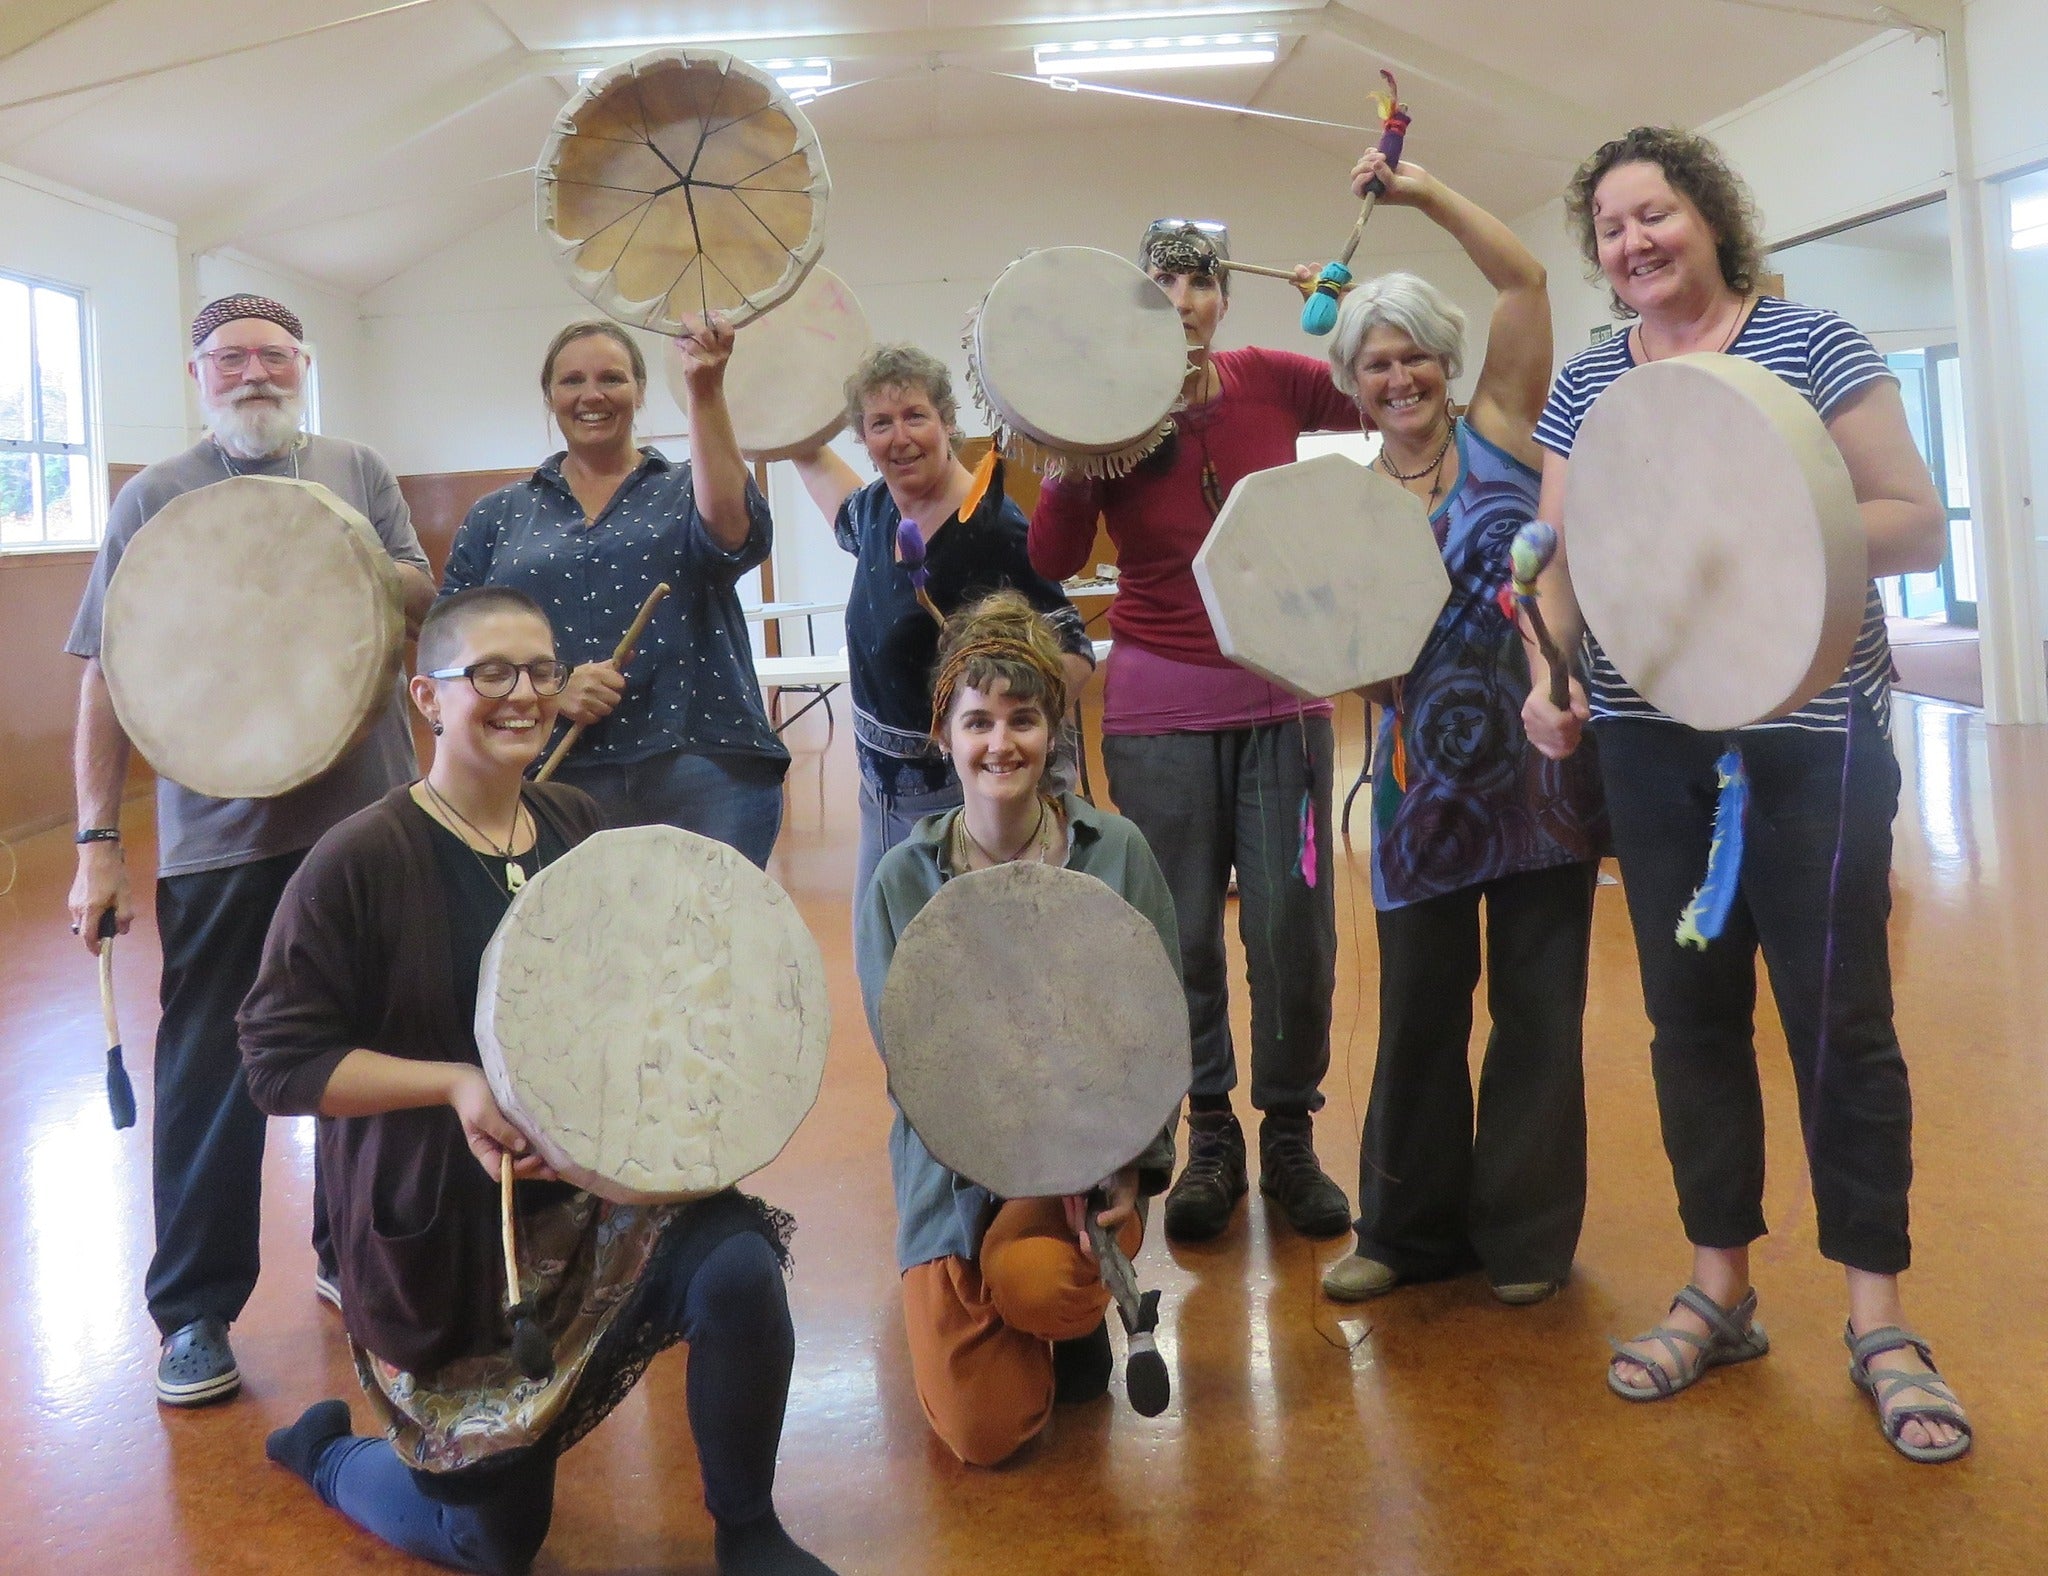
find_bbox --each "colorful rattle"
[1505,520,1570,710]
[1301,70,1411,337]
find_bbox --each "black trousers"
[1355,860,1598,1285]
[1599,704,1913,1275]
[1101,717,1336,1115]
[147,849,330,1334]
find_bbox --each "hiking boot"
[1163,1109,1248,1242]
[1258,1113,1352,1238]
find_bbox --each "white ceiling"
[0,0,1894,295]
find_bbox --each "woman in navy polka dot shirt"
[443,318,788,867]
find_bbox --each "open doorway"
[1772,199,1976,635]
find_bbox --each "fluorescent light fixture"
[1034,32,1279,76]
[576,56,832,92]
[2011,192,2048,251]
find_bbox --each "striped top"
[1534,295,1895,736]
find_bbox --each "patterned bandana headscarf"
[190,294,304,348]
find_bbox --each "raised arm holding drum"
[1314,153,1607,1310]
[1521,128,1966,1464]
[1028,222,1358,1246]
[854,594,1183,1467]
[787,345,1095,902]
[239,588,836,1575]
[62,294,434,1409]
[442,320,788,867]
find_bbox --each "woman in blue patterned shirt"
[1522,128,1967,1463]
[444,319,787,868]
[1316,150,1605,1313]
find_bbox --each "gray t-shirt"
[66,434,430,878]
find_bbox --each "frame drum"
[538,47,831,335]
[1194,452,1451,699]
[476,825,829,1205]
[965,247,1189,480]
[1564,352,1869,731]
[665,265,872,461]
[878,861,1190,1200]
[100,475,403,800]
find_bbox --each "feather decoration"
[1295,789,1318,888]
[1675,747,1749,950]
[957,445,1003,525]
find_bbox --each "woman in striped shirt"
[1521,127,1968,1463]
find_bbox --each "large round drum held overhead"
[965,246,1190,480]
[1563,351,1869,731]
[1193,452,1452,699]
[878,861,1190,1201]
[537,47,832,335]
[476,825,830,1205]
[100,475,404,800]
[664,265,872,461]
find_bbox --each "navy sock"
[265,1399,353,1488]
[714,1510,837,1576]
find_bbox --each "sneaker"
[1257,1114,1352,1238]
[157,1315,241,1407]
[1321,1253,1401,1302]
[1163,1109,1249,1242]
[314,1268,341,1311]
[1052,1319,1113,1404]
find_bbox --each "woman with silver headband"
[1028,216,1361,1245]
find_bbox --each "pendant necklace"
[953,797,1053,871]
[422,779,533,893]
[1377,414,1455,511]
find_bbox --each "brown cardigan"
[240,781,602,1374]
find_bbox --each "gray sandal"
[1845,1324,1973,1464]
[1607,1285,1769,1402]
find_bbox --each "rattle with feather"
[1300,71,1412,337]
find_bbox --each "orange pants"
[900,1196,1145,1467]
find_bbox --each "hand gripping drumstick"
[97,911,138,1130]
[1301,70,1412,337]
[501,1153,555,1381]
[533,583,672,783]
[1085,1189,1171,1417]
[1508,521,1571,711]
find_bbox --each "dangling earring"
[430,719,443,736]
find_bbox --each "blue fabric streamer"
[1676,746,1748,949]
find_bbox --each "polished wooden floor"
[2,692,2044,1574]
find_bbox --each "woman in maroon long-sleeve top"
[1028,218,1361,1248]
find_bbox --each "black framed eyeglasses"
[424,659,571,698]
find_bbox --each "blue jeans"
[311,1218,792,1576]
[852,774,962,921]
[552,747,785,870]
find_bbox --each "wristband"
[75,827,122,846]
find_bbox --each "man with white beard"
[64,295,435,1406]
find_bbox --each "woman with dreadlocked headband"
[1029,209,1365,1246]
[854,592,1182,1467]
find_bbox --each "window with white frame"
[0,270,98,550]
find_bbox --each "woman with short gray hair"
[790,344,1093,904]
[1319,150,1605,1312]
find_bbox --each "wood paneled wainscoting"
[4,464,147,842]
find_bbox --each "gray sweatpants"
[1101,717,1337,1115]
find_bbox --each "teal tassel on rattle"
[1302,71,1411,337]
[1675,748,1749,949]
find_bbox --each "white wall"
[0,160,186,469]
[1771,238,1956,349]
